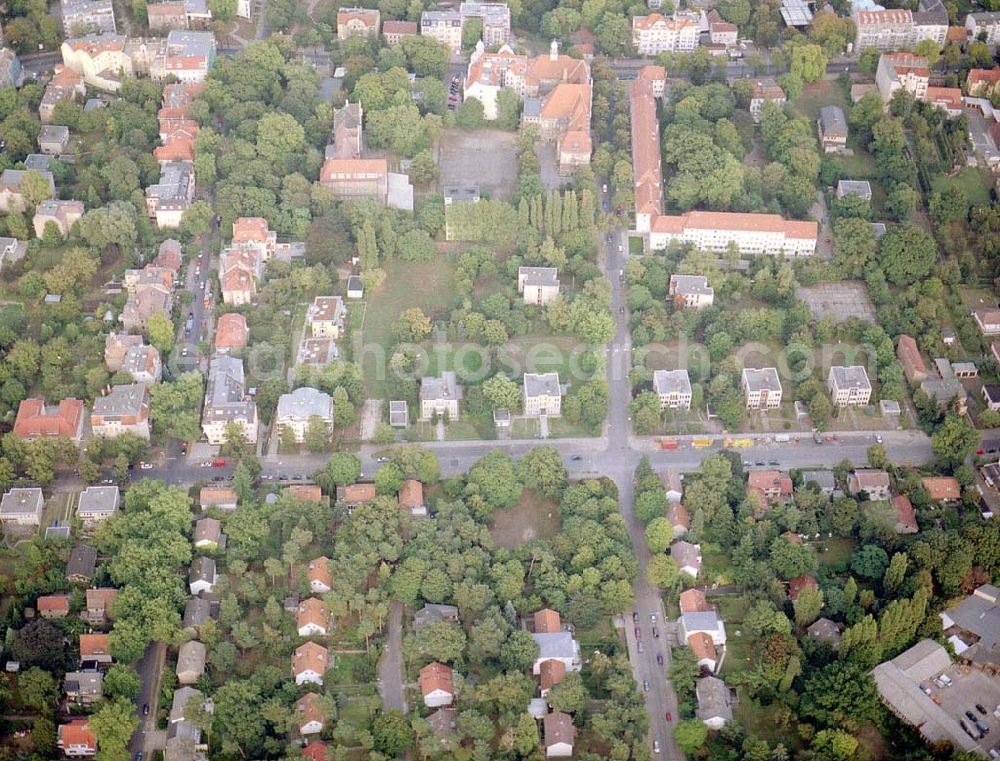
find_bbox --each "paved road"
[129,641,166,757]
[378,601,408,713]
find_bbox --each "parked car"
[656,653,663,665]
[652,627,659,638]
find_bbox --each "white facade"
[423,688,453,708]
[653,369,692,410]
[632,14,699,55]
[827,366,872,407]
[523,373,562,417]
[741,368,782,409]
[275,387,333,444]
[649,211,817,257]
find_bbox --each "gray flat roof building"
[742,367,782,393]
[523,372,562,398]
[653,369,692,397]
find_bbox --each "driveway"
[378,601,407,713]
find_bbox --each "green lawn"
[422,334,588,379]
[931,167,993,206]
[792,79,847,121]
[360,255,458,396]
[489,488,561,549]
[815,536,857,570]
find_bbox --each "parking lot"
[439,128,520,201]
[925,663,1000,755]
[796,281,877,324]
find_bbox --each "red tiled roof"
[307,557,331,589]
[679,589,708,614]
[14,398,84,439]
[398,479,424,509]
[687,631,716,663]
[80,633,110,657]
[539,658,566,690]
[630,76,662,216]
[789,575,817,601]
[652,210,818,240]
[534,608,561,633]
[59,720,96,751]
[921,476,961,501]
[419,661,455,697]
[215,313,249,350]
[37,594,70,614]
[288,484,323,502]
[892,495,917,532]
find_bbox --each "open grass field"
[932,167,993,206]
[489,488,561,549]
[359,255,458,396]
[815,536,856,570]
[792,80,848,121]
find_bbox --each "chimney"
[550,39,558,61]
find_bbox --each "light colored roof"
[830,365,872,390]
[523,372,561,398]
[1,487,44,516]
[742,367,782,393]
[696,676,732,721]
[532,631,578,660]
[177,640,206,675]
[671,540,701,569]
[519,266,559,287]
[543,711,575,748]
[276,387,333,422]
[420,372,463,403]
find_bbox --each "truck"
[692,438,714,448]
[659,437,679,450]
[774,434,790,443]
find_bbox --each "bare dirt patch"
[439,128,520,201]
[796,281,877,323]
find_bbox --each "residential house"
[193,517,222,550]
[38,594,70,619]
[0,168,52,213]
[630,71,662,234]
[214,313,248,353]
[288,484,323,502]
[297,598,329,637]
[231,216,276,260]
[789,574,818,601]
[182,597,212,635]
[307,557,331,594]
[828,365,873,406]
[382,19,418,44]
[974,309,1000,336]
[876,52,929,104]
[648,211,817,256]
[104,333,144,372]
[189,556,216,595]
[967,12,1000,44]
[662,470,683,503]
[940,584,1000,669]
[419,662,455,708]
[120,278,172,334]
[535,608,562,633]
[653,369,692,410]
[80,633,112,666]
[60,34,133,92]
[419,372,463,421]
[926,86,962,115]
[61,0,116,34]
[892,495,918,534]
[802,470,837,496]
[897,334,928,384]
[146,2,189,31]
[518,266,560,305]
[38,124,71,155]
[414,603,460,632]
[855,9,914,51]
[668,274,714,308]
[144,161,195,229]
[292,641,329,686]
[302,742,329,761]
[667,502,690,536]
[913,0,948,44]
[123,345,162,383]
[336,482,376,509]
[295,693,326,736]
[671,540,702,578]
[0,487,44,527]
[33,199,83,239]
[748,470,793,507]
[77,486,120,526]
[58,720,98,757]
[967,67,1000,98]
[696,677,732,729]
[200,486,237,511]
[347,274,364,299]
[531,628,581,674]
[85,588,118,625]
[201,356,257,445]
[818,105,848,153]
[399,479,426,516]
[523,372,563,417]
[66,545,98,583]
[921,476,961,504]
[848,469,891,501]
[148,31,216,83]
[275,387,333,444]
[176,640,206,684]
[219,247,261,305]
[921,358,967,413]
[741,367,782,409]
[540,658,567,696]
[91,383,151,439]
[64,671,103,705]
[750,80,786,123]
[542,711,575,757]
[807,618,842,648]
[631,13,699,54]
[336,7,380,39]
[460,2,511,46]
[169,686,204,724]
[306,296,347,338]
[420,9,463,54]
[707,10,738,45]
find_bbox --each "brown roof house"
[897,335,928,384]
[543,711,576,757]
[667,503,690,536]
[336,483,376,509]
[398,479,426,516]
[921,476,961,504]
[80,633,112,666]
[14,398,85,441]
[891,495,918,534]
[293,641,330,686]
[33,199,84,239]
[296,598,329,637]
[807,617,842,649]
[307,557,331,594]
[671,541,702,578]
[295,693,327,737]
[534,608,562,634]
[848,469,891,501]
[214,312,249,353]
[85,588,118,625]
[199,486,237,511]
[419,662,455,708]
[37,593,70,619]
[539,658,567,696]
[288,484,323,502]
[789,574,818,601]
[748,470,793,508]
[176,640,206,684]
[193,517,222,551]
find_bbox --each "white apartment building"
[668,274,714,308]
[653,369,693,410]
[419,372,463,421]
[649,211,817,257]
[876,52,929,104]
[854,9,915,51]
[523,372,563,417]
[421,9,463,54]
[749,79,786,123]
[632,13,699,55]
[0,488,44,527]
[967,12,1000,44]
[518,266,560,305]
[827,365,873,407]
[741,367,782,409]
[275,387,333,443]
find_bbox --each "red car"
[665,712,672,722]
[212,459,226,468]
